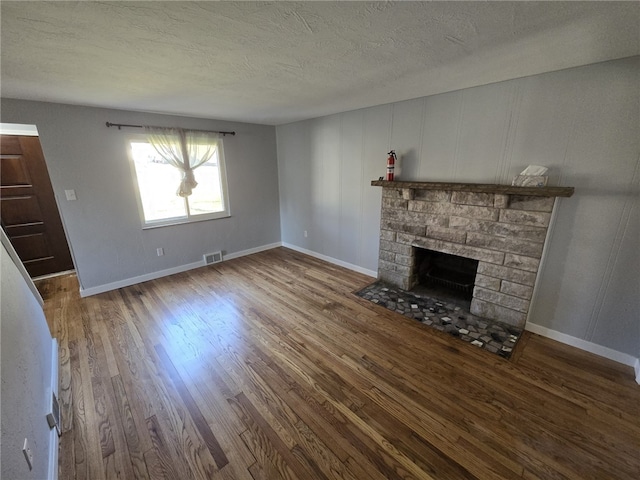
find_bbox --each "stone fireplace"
[372,180,574,329]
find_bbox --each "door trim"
[0,123,39,136]
[1,228,44,306]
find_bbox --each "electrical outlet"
[22,438,33,471]
[156,248,164,256]
[304,230,308,238]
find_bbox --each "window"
[128,136,230,227]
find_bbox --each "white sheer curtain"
[144,127,220,197]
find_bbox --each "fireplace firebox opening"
[411,248,479,307]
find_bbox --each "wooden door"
[1,135,74,277]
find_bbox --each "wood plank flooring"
[37,247,640,480]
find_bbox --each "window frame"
[126,133,231,229]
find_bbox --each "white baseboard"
[48,338,59,480]
[525,322,640,383]
[224,242,282,261]
[80,260,205,297]
[33,269,76,282]
[282,242,378,278]
[79,242,283,297]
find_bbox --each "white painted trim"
[50,338,59,398]
[0,122,39,136]
[635,358,640,385]
[79,242,283,297]
[224,242,283,261]
[47,338,59,480]
[80,260,205,297]
[33,269,76,281]
[525,322,639,372]
[282,242,378,278]
[1,229,44,306]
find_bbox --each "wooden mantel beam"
[371,180,574,197]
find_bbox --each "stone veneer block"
[379,250,395,262]
[382,198,409,210]
[449,216,547,243]
[402,188,415,200]
[451,191,495,206]
[426,225,468,244]
[395,254,413,266]
[378,269,409,289]
[473,286,530,313]
[499,209,551,227]
[413,238,505,265]
[470,298,527,328]
[379,259,411,276]
[382,188,402,198]
[475,273,501,291]
[503,253,540,272]
[494,194,509,208]
[382,209,449,227]
[381,220,427,236]
[477,262,537,286]
[501,280,534,300]
[379,240,413,256]
[509,195,555,212]
[466,232,544,257]
[409,201,499,221]
[380,230,396,241]
[396,232,418,245]
[414,190,451,202]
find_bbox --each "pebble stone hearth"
[356,281,522,358]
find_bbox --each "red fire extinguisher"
[386,150,397,181]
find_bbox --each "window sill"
[141,214,231,230]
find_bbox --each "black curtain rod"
[105,122,236,136]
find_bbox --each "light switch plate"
[64,189,77,201]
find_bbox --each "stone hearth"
[356,281,521,358]
[372,180,574,329]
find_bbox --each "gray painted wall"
[0,100,281,291]
[277,57,639,357]
[1,234,54,480]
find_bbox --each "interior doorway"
[1,128,75,278]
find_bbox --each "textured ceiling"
[1,1,638,125]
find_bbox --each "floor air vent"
[204,251,223,265]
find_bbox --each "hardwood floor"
[37,247,640,480]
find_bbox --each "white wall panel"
[589,197,638,356]
[339,110,365,265]
[390,99,424,181]
[419,91,462,181]
[453,82,516,183]
[310,115,341,258]
[278,120,312,248]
